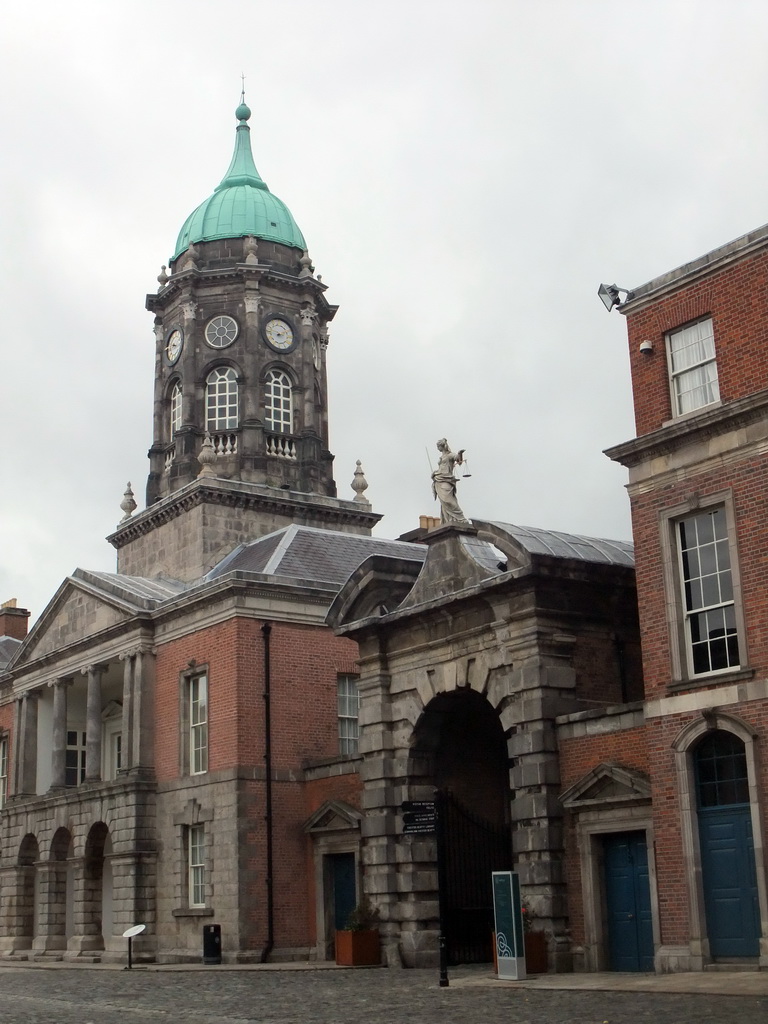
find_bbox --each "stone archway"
[410,689,512,963]
[412,689,510,824]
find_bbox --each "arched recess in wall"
[17,833,39,946]
[50,826,73,944]
[672,711,766,963]
[84,822,111,950]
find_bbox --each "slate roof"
[74,570,189,609]
[207,524,427,586]
[485,522,634,567]
[0,636,21,670]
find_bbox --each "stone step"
[704,961,760,972]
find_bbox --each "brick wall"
[628,453,768,697]
[625,247,768,436]
[154,612,362,955]
[0,606,29,641]
[559,724,649,948]
[154,617,360,781]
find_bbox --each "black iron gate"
[441,791,512,963]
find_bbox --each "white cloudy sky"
[3,1,768,622]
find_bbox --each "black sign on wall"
[402,800,437,835]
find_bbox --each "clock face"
[166,328,183,364]
[205,314,239,349]
[264,317,294,351]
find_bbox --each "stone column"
[132,648,156,774]
[11,697,23,796]
[32,861,67,952]
[66,856,103,955]
[0,864,33,953]
[119,652,135,773]
[109,851,157,960]
[18,691,39,795]
[356,641,403,968]
[501,633,577,973]
[50,678,72,789]
[84,665,106,781]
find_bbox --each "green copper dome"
[173,103,306,259]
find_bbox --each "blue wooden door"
[699,805,759,957]
[331,853,356,931]
[603,831,654,971]
[695,730,760,958]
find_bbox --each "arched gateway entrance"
[411,690,512,963]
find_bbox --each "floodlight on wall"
[597,283,632,312]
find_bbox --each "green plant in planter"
[344,896,381,931]
[336,896,381,966]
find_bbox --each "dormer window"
[666,317,719,416]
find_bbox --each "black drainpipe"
[615,634,628,704]
[260,622,274,963]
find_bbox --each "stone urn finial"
[244,236,259,265]
[157,265,169,288]
[299,251,314,278]
[198,432,217,477]
[351,460,370,504]
[120,482,137,522]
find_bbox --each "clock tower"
[109,99,379,581]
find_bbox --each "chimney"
[0,599,30,641]
[397,515,442,543]
[419,515,440,531]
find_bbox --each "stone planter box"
[335,929,380,966]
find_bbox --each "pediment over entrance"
[560,762,651,810]
[303,800,362,834]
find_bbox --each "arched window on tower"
[170,381,182,439]
[264,370,293,434]
[206,367,239,432]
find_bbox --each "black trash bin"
[203,923,222,964]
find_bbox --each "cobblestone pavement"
[0,966,766,1024]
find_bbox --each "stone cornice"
[107,477,381,549]
[146,262,331,314]
[619,222,768,315]
[604,388,768,468]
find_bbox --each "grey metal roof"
[0,636,21,670]
[484,522,634,567]
[208,524,427,585]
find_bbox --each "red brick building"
[11,96,762,976]
[0,100,427,964]
[559,225,768,973]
